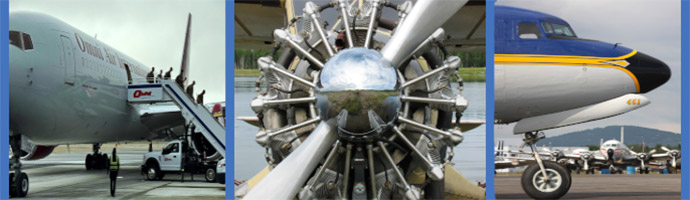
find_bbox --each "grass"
[235,68,486,82]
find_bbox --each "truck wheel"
[205,168,216,182]
[146,164,161,181]
[521,161,571,199]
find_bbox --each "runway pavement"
[16,150,225,199]
[495,174,681,199]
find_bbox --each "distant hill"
[536,126,680,147]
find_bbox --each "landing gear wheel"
[100,153,109,169]
[205,168,216,182]
[10,172,29,197]
[85,154,93,170]
[146,165,162,181]
[521,161,571,199]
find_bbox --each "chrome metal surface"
[338,0,355,48]
[273,29,325,68]
[342,143,353,198]
[299,140,342,199]
[392,126,444,181]
[366,144,377,196]
[316,48,401,133]
[255,117,321,146]
[377,141,420,200]
[245,121,336,200]
[305,1,336,56]
[264,97,317,106]
[258,57,316,88]
[364,0,380,48]
[380,0,466,68]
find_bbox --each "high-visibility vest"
[110,155,119,170]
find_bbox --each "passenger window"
[22,33,33,50]
[518,22,541,39]
[9,30,22,49]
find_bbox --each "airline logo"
[127,87,163,102]
[133,90,152,98]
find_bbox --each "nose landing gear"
[518,132,572,199]
[10,135,29,197]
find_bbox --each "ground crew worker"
[108,148,120,197]
[175,70,185,88]
[196,90,205,104]
[146,67,155,83]
[164,67,173,79]
[186,81,196,99]
[156,69,163,82]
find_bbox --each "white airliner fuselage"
[599,140,632,163]
[10,12,161,145]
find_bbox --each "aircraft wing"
[235,0,486,53]
[441,0,486,53]
[495,156,536,169]
[235,0,290,50]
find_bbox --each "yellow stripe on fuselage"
[495,50,640,93]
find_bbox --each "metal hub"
[532,168,562,193]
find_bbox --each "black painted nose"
[626,51,671,93]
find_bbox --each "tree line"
[235,49,486,69]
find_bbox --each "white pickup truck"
[141,140,218,182]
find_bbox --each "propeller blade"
[244,121,336,199]
[640,160,645,169]
[661,146,671,152]
[584,160,589,171]
[672,157,676,168]
[649,149,656,154]
[380,0,466,68]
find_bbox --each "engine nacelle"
[18,136,56,160]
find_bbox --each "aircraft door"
[124,64,132,84]
[60,35,76,85]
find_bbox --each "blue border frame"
[681,0,689,198]
[225,1,235,199]
[485,1,496,199]
[2,0,9,198]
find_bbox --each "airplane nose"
[625,51,671,93]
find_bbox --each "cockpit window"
[541,22,576,37]
[22,33,33,50]
[518,22,541,39]
[9,30,22,49]
[9,31,34,50]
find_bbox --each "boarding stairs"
[127,79,225,158]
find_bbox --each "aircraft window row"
[9,30,34,50]
[517,22,541,39]
[541,22,576,37]
[82,57,124,83]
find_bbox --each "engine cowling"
[18,136,56,160]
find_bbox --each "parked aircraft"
[494,6,671,199]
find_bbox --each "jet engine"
[14,135,56,160]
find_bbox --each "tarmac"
[495,173,681,199]
[16,146,225,199]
